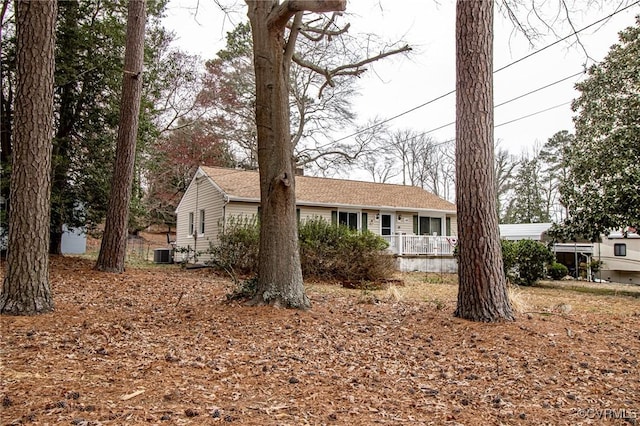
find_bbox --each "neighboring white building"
[596,231,640,285]
[499,223,553,241]
[175,166,459,272]
[498,222,640,284]
[1,194,86,255]
[60,224,87,255]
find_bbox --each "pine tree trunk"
[95,0,146,273]
[1,0,57,315]
[246,1,309,309]
[454,0,514,322]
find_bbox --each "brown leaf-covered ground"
[1,241,639,425]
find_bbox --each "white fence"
[381,235,457,256]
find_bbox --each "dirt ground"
[1,251,639,425]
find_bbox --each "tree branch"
[291,12,350,42]
[284,12,303,68]
[292,44,412,97]
[560,0,593,63]
[268,0,346,30]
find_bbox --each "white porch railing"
[381,235,457,256]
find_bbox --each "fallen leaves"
[0,255,639,425]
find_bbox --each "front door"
[381,214,393,235]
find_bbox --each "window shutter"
[413,215,418,234]
[331,210,337,226]
[362,212,368,232]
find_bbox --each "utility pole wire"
[495,101,572,129]
[328,1,639,146]
[420,70,585,136]
[426,100,575,150]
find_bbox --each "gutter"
[224,196,456,215]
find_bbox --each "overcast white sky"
[162,1,639,161]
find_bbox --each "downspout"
[222,194,230,237]
[194,176,201,257]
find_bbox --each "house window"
[188,212,194,236]
[338,211,358,230]
[199,209,205,234]
[414,216,442,236]
[614,243,626,256]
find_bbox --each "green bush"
[206,216,395,284]
[548,262,569,280]
[298,218,343,279]
[205,216,259,283]
[513,239,554,286]
[299,217,395,282]
[589,259,602,275]
[501,239,518,282]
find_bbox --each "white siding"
[447,215,458,237]
[598,237,640,284]
[362,209,379,234]
[298,207,332,223]
[225,202,260,220]
[175,176,226,261]
[395,213,414,235]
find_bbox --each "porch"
[381,235,457,256]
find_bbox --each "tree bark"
[95,0,146,273]
[454,0,514,322]
[1,0,57,315]
[245,0,345,309]
[246,0,309,309]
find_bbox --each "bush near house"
[299,218,395,283]
[501,239,518,282]
[501,239,555,286]
[204,216,395,284]
[548,262,569,280]
[205,216,259,284]
[516,240,555,286]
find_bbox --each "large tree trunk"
[95,0,146,272]
[246,1,309,309]
[1,0,57,315]
[454,0,514,322]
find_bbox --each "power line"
[330,1,638,145]
[494,0,640,73]
[402,99,576,150]
[495,101,572,129]
[421,70,584,135]
[331,89,454,144]
[494,71,583,108]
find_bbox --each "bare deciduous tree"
[245,0,410,308]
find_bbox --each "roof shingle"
[200,166,456,212]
